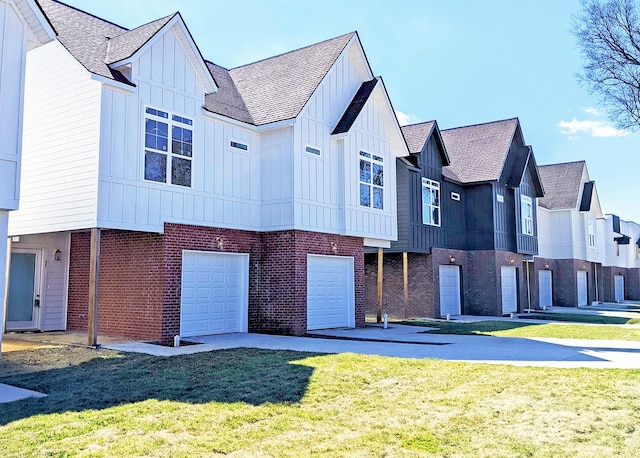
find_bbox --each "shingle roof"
[105,15,174,64]
[38,0,129,82]
[332,78,378,134]
[39,1,359,126]
[204,62,254,124]
[223,32,356,126]
[401,121,436,154]
[537,161,586,210]
[441,118,519,183]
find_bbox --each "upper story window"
[588,222,595,247]
[230,140,248,151]
[422,178,440,226]
[521,195,534,236]
[144,107,192,187]
[359,151,383,209]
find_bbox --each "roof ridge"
[539,160,586,168]
[230,31,356,70]
[401,120,437,128]
[441,117,518,132]
[47,0,128,34]
[108,12,176,40]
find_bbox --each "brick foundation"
[531,258,603,307]
[68,225,364,343]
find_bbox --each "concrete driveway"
[102,323,640,369]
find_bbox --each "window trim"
[521,195,534,236]
[358,150,384,210]
[143,106,193,188]
[588,222,595,248]
[305,145,321,157]
[422,178,441,227]
[229,139,249,152]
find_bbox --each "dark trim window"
[144,107,192,187]
[359,151,383,209]
[230,140,248,151]
[422,178,440,226]
[521,195,534,235]
[305,145,321,156]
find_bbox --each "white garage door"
[614,275,625,302]
[538,270,553,309]
[577,270,588,306]
[439,265,461,316]
[501,266,518,314]
[307,255,355,330]
[180,251,249,338]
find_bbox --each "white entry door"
[180,251,249,338]
[6,250,42,331]
[439,265,461,316]
[307,255,355,330]
[538,270,553,309]
[577,270,588,306]
[614,275,625,302]
[501,266,518,314]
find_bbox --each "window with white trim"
[230,140,248,151]
[144,107,193,187]
[359,151,383,209]
[588,222,595,247]
[422,178,440,226]
[521,195,534,235]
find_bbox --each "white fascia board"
[364,238,391,248]
[202,109,296,132]
[109,15,217,93]
[255,118,296,131]
[12,0,55,46]
[90,74,136,93]
[372,79,410,158]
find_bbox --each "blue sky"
[61,0,640,221]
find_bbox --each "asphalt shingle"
[401,121,436,154]
[537,161,586,210]
[105,15,174,64]
[440,118,519,183]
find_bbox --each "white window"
[422,178,440,226]
[359,151,383,209]
[588,222,595,247]
[521,195,534,235]
[144,107,192,187]
[305,145,321,156]
[230,140,248,151]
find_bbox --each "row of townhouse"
[2,0,639,344]
[368,124,640,320]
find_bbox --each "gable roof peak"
[105,13,176,64]
[230,31,357,71]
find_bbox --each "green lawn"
[518,312,633,325]
[2,346,640,457]
[403,319,640,341]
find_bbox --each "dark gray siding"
[465,183,495,250]
[389,161,411,252]
[515,162,539,255]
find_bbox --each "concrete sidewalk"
[0,383,46,403]
[102,323,640,369]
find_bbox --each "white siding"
[97,26,261,233]
[260,126,294,229]
[294,47,396,240]
[8,41,102,235]
[10,232,70,331]
[0,1,27,211]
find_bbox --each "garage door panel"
[501,266,518,314]
[614,275,624,302]
[439,265,461,316]
[181,251,248,338]
[577,271,588,306]
[539,270,553,308]
[307,255,355,330]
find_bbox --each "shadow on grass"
[0,347,318,425]
[404,320,542,335]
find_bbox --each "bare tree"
[574,0,640,130]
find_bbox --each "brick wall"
[68,225,364,343]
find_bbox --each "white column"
[0,210,9,356]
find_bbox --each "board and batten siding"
[0,0,28,210]
[260,126,294,229]
[97,26,261,233]
[515,165,538,255]
[8,41,102,236]
[292,45,363,235]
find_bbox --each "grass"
[403,319,640,340]
[1,347,640,457]
[517,312,633,325]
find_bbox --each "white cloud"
[558,118,630,138]
[395,111,418,126]
[583,107,602,116]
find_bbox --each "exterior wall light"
[509,257,515,265]
[544,263,550,270]
[215,236,223,250]
[54,249,62,261]
[582,264,587,270]
[330,241,337,254]
[449,255,456,264]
